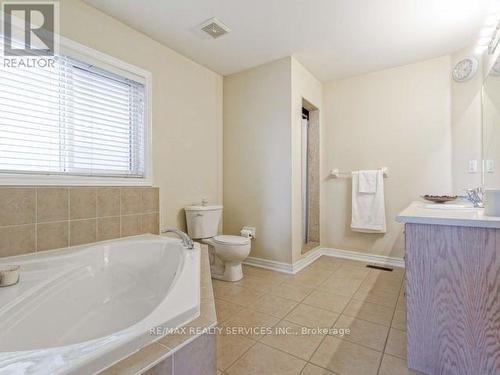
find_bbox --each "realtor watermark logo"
[1,1,59,67]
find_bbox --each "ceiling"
[84,0,493,82]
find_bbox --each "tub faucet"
[161,228,195,249]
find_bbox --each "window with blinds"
[0,54,146,179]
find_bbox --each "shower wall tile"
[37,188,69,223]
[142,213,160,235]
[0,224,35,257]
[0,186,159,258]
[121,188,143,214]
[70,188,97,220]
[37,221,69,251]
[70,219,97,246]
[121,214,142,237]
[0,187,36,226]
[142,188,160,213]
[97,187,121,217]
[97,216,121,241]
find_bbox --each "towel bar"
[330,167,389,178]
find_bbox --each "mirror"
[483,61,500,188]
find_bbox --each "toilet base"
[203,238,250,282]
[211,262,243,282]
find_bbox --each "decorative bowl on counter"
[422,195,458,204]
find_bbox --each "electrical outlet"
[468,160,478,174]
[486,160,494,173]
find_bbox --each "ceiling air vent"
[200,18,230,39]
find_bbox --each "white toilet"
[185,204,251,282]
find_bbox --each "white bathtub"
[0,234,200,375]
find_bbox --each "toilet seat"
[213,235,250,246]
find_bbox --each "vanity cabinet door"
[405,223,500,375]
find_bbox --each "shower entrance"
[301,100,320,254]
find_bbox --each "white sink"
[423,204,478,210]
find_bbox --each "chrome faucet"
[161,228,195,249]
[465,187,483,208]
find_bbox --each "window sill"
[0,174,153,187]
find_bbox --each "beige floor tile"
[222,309,280,339]
[289,268,333,286]
[215,299,243,324]
[385,328,407,359]
[285,303,339,329]
[233,275,276,292]
[332,315,389,351]
[303,290,350,313]
[396,293,406,311]
[343,300,394,326]
[352,289,398,308]
[242,265,292,283]
[332,265,370,280]
[252,294,298,318]
[310,336,382,375]
[318,276,363,297]
[213,282,264,307]
[328,258,369,268]
[367,268,404,281]
[357,273,402,295]
[260,321,324,360]
[226,343,306,375]
[391,309,406,331]
[268,283,313,302]
[300,363,336,375]
[399,279,406,295]
[307,256,341,272]
[212,279,244,296]
[378,354,421,375]
[217,334,255,370]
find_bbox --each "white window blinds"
[0,55,146,178]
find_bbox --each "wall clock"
[452,57,479,82]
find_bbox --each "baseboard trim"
[320,248,405,269]
[243,247,404,275]
[243,256,295,274]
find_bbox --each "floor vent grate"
[366,264,393,272]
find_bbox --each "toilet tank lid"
[184,205,223,211]
[213,235,250,245]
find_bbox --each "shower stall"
[301,103,320,253]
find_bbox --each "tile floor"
[212,256,422,375]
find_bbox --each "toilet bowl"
[203,235,251,281]
[185,204,251,282]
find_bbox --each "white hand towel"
[351,170,386,233]
[358,170,378,193]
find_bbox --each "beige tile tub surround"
[0,187,159,257]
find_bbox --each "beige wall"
[59,0,223,232]
[290,58,322,263]
[322,56,453,258]
[483,74,500,187]
[223,57,322,264]
[451,47,484,194]
[223,58,293,263]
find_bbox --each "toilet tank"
[184,205,223,239]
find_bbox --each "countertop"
[396,201,500,229]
